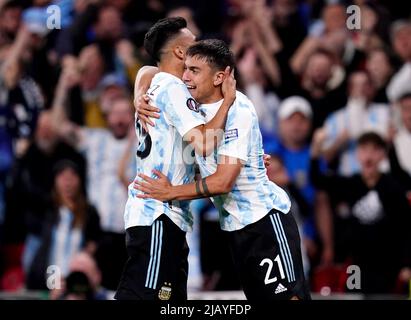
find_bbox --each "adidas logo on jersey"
[275,283,287,294]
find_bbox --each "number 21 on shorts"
[259,255,285,285]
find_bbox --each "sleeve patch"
[225,129,238,141]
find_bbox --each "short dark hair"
[357,132,387,150]
[144,17,187,62]
[186,39,235,71]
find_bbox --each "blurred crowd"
[0,0,410,299]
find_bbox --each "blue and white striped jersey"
[196,91,291,231]
[124,72,205,232]
[323,102,390,176]
[80,128,135,234]
[49,207,83,277]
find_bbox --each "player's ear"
[173,45,185,60]
[213,71,225,86]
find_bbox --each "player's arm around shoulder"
[134,66,160,131]
[133,66,159,103]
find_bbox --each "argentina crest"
[158,282,172,300]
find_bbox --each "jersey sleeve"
[161,82,205,137]
[217,106,252,162]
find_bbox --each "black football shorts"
[115,214,189,301]
[225,209,311,300]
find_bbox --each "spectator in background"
[270,0,306,58]
[236,44,281,141]
[127,20,152,67]
[365,48,394,103]
[291,3,354,75]
[4,110,85,253]
[98,73,129,117]
[322,71,391,176]
[232,0,283,88]
[0,25,44,159]
[58,271,95,300]
[266,154,311,277]
[62,46,131,129]
[298,49,347,129]
[105,0,131,18]
[130,0,165,28]
[0,24,38,232]
[0,0,23,47]
[87,3,125,68]
[387,21,411,103]
[21,0,75,103]
[51,67,134,290]
[267,96,314,206]
[268,0,308,100]
[228,0,286,138]
[167,5,201,39]
[115,38,145,85]
[311,130,411,294]
[265,96,334,269]
[308,3,347,38]
[350,3,387,59]
[51,251,107,300]
[75,44,108,127]
[56,3,124,59]
[26,159,101,290]
[227,0,285,106]
[56,3,134,101]
[394,92,411,176]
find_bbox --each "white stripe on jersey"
[125,72,205,232]
[197,91,291,232]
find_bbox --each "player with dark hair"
[114,18,236,300]
[143,17,188,63]
[135,39,311,300]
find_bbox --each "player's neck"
[158,60,184,80]
[200,91,224,105]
